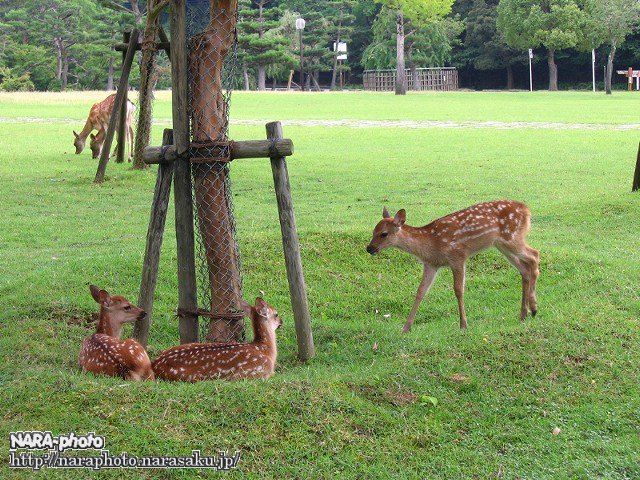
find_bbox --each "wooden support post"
[116,30,131,164]
[633,142,640,192]
[171,0,199,343]
[134,129,175,346]
[266,121,315,361]
[94,28,138,183]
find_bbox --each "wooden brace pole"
[266,121,315,361]
[94,28,138,183]
[142,138,294,164]
[116,30,131,164]
[134,129,175,346]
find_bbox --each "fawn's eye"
[380,232,388,238]
[124,305,131,311]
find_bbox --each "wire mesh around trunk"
[186,0,244,342]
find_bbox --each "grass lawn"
[1,91,639,479]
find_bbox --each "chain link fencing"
[186,0,245,343]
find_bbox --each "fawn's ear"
[89,285,111,306]
[255,297,270,317]
[89,285,102,303]
[240,299,253,318]
[394,209,406,226]
[382,206,391,219]
[73,130,79,138]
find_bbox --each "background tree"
[497,0,586,91]
[464,0,522,89]
[363,6,461,90]
[323,0,357,89]
[583,0,640,94]
[373,0,453,95]
[238,0,292,90]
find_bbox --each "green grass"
[1,91,639,479]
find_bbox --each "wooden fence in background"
[363,67,458,92]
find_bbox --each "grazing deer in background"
[73,94,136,160]
[78,285,154,381]
[367,200,540,332]
[152,298,282,382]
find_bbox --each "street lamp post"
[296,18,306,91]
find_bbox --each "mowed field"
[1,90,639,479]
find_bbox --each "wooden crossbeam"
[142,139,294,164]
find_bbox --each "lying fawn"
[152,297,281,382]
[78,285,154,380]
[367,200,540,332]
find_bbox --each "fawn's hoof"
[531,309,537,317]
[402,326,411,334]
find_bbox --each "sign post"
[334,41,347,90]
[616,67,640,91]
[592,50,596,92]
[528,49,533,92]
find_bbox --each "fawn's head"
[90,285,145,336]
[89,133,102,159]
[73,131,84,154]
[367,207,406,255]
[242,297,282,335]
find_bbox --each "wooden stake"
[134,129,175,346]
[94,28,138,183]
[171,0,199,343]
[266,121,315,361]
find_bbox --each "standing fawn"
[367,200,540,332]
[72,94,135,160]
[152,297,282,382]
[78,285,154,380]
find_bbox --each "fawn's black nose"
[366,245,377,255]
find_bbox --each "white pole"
[528,49,533,92]
[592,50,596,92]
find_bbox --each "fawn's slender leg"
[403,264,438,333]
[451,262,467,329]
[496,244,529,321]
[525,245,540,315]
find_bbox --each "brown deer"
[72,94,135,160]
[88,101,136,160]
[367,200,540,332]
[152,297,281,382]
[78,285,154,381]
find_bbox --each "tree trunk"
[605,42,616,95]
[61,55,69,90]
[133,17,160,170]
[547,49,558,91]
[304,72,311,90]
[54,39,63,82]
[243,64,250,90]
[506,64,514,90]
[395,11,406,95]
[257,66,266,90]
[106,56,115,90]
